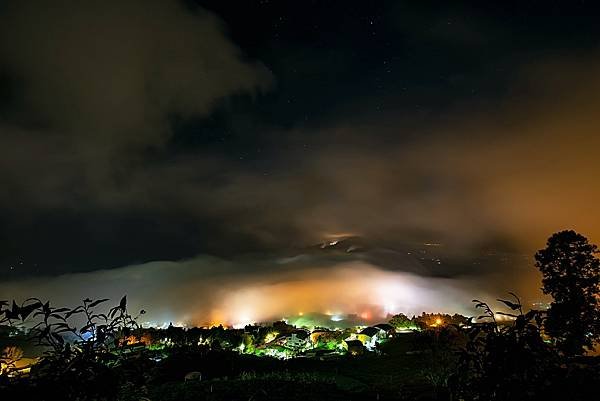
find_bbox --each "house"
[310,329,331,344]
[280,329,310,350]
[184,371,202,382]
[373,323,396,337]
[357,327,380,349]
[356,325,393,350]
[310,329,344,345]
[284,333,306,349]
[343,339,365,355]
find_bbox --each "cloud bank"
[0,253,505,328]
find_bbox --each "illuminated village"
[0,306,486,380]
[123,311,470,358]
[2,0,600,400]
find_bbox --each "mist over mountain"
[0,235,543,328]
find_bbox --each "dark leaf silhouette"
[119,296,127,310]
[79,323,94,334]
[19,301,43,320]
[91,313,108,321]
[497,299,521,311]
[88,299,110,308]
[109,307,119,319]
[51,332,64,345]
[65,306,84,318]
[496,312,518,318]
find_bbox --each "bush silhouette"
[0,295,147,400]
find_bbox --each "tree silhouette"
[388,313,412,329]
[535,230,600,355]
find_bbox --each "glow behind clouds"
[0,256,504,328]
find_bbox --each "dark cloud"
[0,0,598,318]
[0,0,271,136]
[0,0,270,208]
[147,56,600,257]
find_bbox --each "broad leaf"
[88,299,110,308]
[497,298,521,311]
[119,295,127,310]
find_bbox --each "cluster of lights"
[264,331,279,343]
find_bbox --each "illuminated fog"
[0,252,542,328]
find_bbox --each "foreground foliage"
[451,294,600,401]
[1,296,146,400]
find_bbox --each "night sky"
[1,1,600,322]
